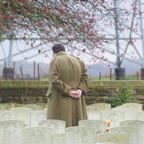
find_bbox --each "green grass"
[40,75,138,81]
[40,77,49,81]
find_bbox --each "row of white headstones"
[0,103,143,144]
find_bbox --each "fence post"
[37,64,40,81]
[4,60,7,80]
[13,62,15,81]
[110,68,112,80]
[20,67,24,80]
[99,72,101,80]
[137,71,139,80]
[34,61,35,81]
[115,73,116,80]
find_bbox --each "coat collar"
[56,51,67,56]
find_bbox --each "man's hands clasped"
[69,89,82,99]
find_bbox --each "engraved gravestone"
[23,127,51,144]
[30,110,47,126]
[101,111,125,127]
[79,120,106,133]
[87,103,111,110]
[44,108,47,111]
[137,111,144,121]
[120,120,144,144]
[96,142,116,144]
[86,107,102,120]
[0,110,17,121]
[52,133,82,144]
[110,127,138,144]
[66,126,95,144]
[24,104,43,110]
[39,120,65,135]
[97,133,129,144]
[0,120,25,144]
[79,120,107,142]
[10,107,32,125]
[112,103,142,120]
[86,103,111,120]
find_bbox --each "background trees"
[0,0,143,65]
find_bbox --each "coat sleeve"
[50,59,71,95]
[78,60,89,95]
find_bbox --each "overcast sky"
[0,0,144,68]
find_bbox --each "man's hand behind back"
[69,89,82,99]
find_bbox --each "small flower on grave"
[107,120,112,125]
[106,127,109,132]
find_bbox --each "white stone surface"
[97,133,129,144]
[66,126,95,144]
[0,120,25,144]
[112,103,142,120]
[96,142,116,144]
[109,126,138,144]
[87,103,111,120]
[24,104,43,110]
[10,107,32,125]
[39,119,65,135]
[30,110,47,126]
[87,103,111,110]
[23,127,51,144]
[0,110,17,121]
[101,111,125,127]
[137,111,144,121]
[43,108,47,111]
[120,120,144,144]
[79,120,106,133]
[0,103,21,110]
[86,107,102,120]
[52,133,82,144]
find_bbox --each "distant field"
[40,75,138,81]
[40,77,49,81]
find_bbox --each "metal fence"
[0,60,143,81]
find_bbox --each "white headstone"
[52,133,82,144]
[137,111,144,121]
[24,104,43,110]
[79,120,106,134]
[101,111,125,127]
[87,103,111,120]
[120,120,144,144]
[87,103,111,110]
[39,119,65,135]
[112,103,142,120]
[23,127,51,144]
[66,126,95,144]
[0,110,17,121]
[0,120,25,144]
[30,110,47,126]
[0,104,11,110]
[0,103,21,110]
[44,108,47,111]
[96,142,116,144]
[10,107,32,125]
[97,133,129,144]
[86,107,102,120]
[110,126,138,144]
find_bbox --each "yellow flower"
[107,120,112,125]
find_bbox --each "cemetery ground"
[1,81,144,144]
[0,102,143,144]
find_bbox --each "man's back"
[47,49,89,127]
[55,53,82,87]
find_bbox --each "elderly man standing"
[46,44,89,127]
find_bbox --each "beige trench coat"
[46,51,89,127]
